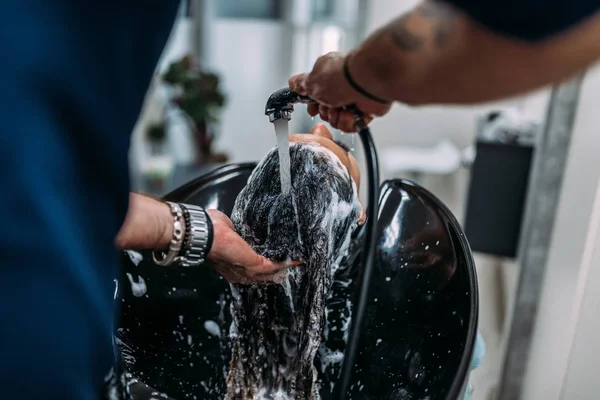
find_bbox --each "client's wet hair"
[226,142,361,399]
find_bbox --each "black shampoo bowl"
[114,163,478,400]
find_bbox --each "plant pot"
[193,120,228,165]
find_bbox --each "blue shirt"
[447,0,600,41]
[0,1,178,398]
[0,0,597,399]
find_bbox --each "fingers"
[311,105,384,129]
[242,260,302,284]
[223,230,271,271]
[211,258,301,284]
[336,112,355,133]
[319,105,329,122]
[289,73,307,95]
[328,108,341,128]
[218,268,285,285]
[316,109,374,133]
[307,103,319,117]
[217,228,298,277]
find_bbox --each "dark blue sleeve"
[0,1,178,399]
[446,0,600,41]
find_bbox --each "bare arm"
[348,1,600,105]
[114,193,296,283]
[115,192,173,250]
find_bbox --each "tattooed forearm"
[348,0,599,106]
[387,1,458,51]
[421,1,459,46]
[388,14,424,50]
[345,0,466,103]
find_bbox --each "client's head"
[233,123,363,262]
[226,124,363,399]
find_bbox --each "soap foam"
[126,273,147,297]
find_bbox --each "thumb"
[289,73,308,95]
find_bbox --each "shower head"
[264,87,368,130]
[265,88,313,122]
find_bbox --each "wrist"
[157,201,178,250]
[116,193,185,251]
[345,50,392,104]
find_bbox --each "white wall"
[520,65,600,400]
[209,20,293,162]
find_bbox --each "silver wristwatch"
[178,204,210,267]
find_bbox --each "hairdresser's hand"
[289,51,391,132]
[205,209,297,284]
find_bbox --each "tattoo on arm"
[421,1,458,46]
[389,14,425,50]
[387,0,458,51]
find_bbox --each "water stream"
[274,119,303,245]
[274,119,292,194]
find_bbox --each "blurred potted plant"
[162,54,228,164]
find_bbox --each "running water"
[274,119,292,194]
[273,119,302,245]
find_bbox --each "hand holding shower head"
[265,88,380,400]
[265,88,368,131]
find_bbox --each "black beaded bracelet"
[343,55,391,104]
[178,207,192,257]
[204,210,214,256]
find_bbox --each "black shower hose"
[334,120,380,399]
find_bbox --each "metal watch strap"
[152,202,184,266]
[178,204,210,267]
